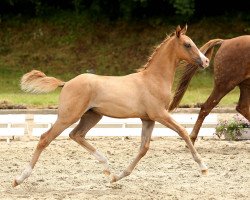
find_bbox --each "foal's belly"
[92,104,148,119]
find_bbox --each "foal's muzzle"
[195,57,210,68]
[197,51,210,68]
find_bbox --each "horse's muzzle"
[201,57,210,68]
[194,56,209,69]
[198,51,210,68]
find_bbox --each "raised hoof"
[110,174,118,183]
[201,169,208,175]
[12,179,19,187]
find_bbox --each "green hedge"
[1,0,249,21]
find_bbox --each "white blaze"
[198,49,209,68]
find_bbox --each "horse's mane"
[137,32,175,72]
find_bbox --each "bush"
[215,114,250,141]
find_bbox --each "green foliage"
[1,0,249,23]
[0,13,248,108]
[170,0,194,19]
[72,0,83,14]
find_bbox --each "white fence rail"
[0,113,218,141]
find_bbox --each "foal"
[13,25,209,187]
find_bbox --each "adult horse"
[169,35,250,144]
[13,25,211,187]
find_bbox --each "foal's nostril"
[198,50,209,68]
[195,56,209,68]
[202,57,210,68]
[206,58,209,63]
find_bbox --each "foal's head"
[173,25,209,68]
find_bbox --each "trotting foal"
[13,25,209,187]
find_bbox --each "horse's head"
[173,25,209,68]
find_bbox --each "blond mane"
[137,32,175,72]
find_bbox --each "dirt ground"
[1,136,249,200]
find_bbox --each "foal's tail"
[168,38,224,111]
[20,70,65,93]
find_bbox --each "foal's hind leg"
[111,119,155,183]
[155,111,208,174]
[13,119,72,187]
[236,80,250,120]
[69,110,111,176]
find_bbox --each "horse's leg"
[190,86,233,144]
[69,110,111,175]
[156,111,208,174]
[111,119,155,183]
[13,119,73,187]
[13,84,92,187]
[236,79,250,120]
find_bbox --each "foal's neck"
[143,37,179,86]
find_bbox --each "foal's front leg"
[156,110,208,174]
[111,119,155,183]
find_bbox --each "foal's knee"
[178,127,189,137]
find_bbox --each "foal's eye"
[184,43,191,48]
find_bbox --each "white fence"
[0,113,218,141]
[0,114,27,142]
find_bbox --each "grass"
[1,92,60,108]
[177,71,240,107]
[0,13,248,108]
[0,70,240,109]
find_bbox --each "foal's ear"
[180,24,188,35]
[176,24,188,37]
[176,25,182,38]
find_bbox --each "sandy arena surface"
[1,136,250,200]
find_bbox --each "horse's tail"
[168,39,224,111]
[20,70,65,93]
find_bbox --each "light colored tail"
[20,70,65,93]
